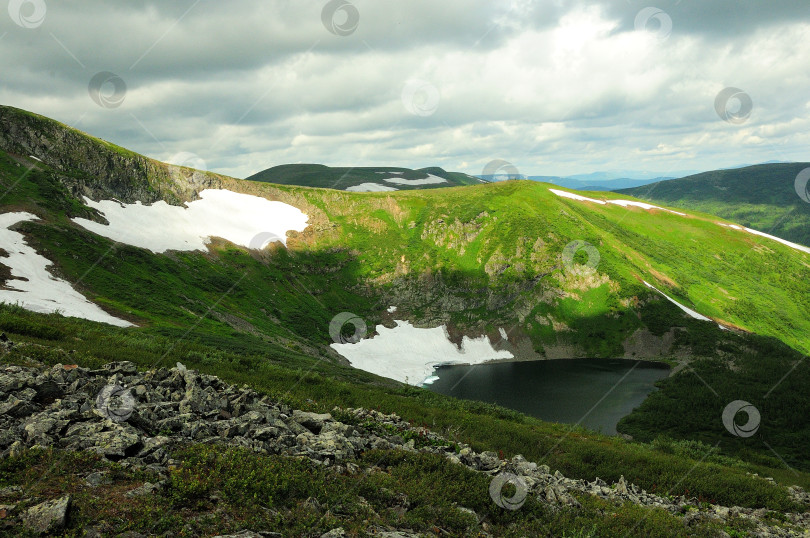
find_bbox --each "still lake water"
[426,358,670,435]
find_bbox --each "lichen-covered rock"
[21,495,71,535]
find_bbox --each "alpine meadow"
[1,2,809,537]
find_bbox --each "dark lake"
[425,358,670,435]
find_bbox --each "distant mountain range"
[527,176,674,192]
[480,169,701,191]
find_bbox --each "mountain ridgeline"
[619,163,810,247]
[247,163,484,191]
[1,104,810,535]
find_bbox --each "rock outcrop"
[0,105,224,206]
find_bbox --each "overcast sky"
[2,0,809,178]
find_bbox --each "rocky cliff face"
[0,106,224,205]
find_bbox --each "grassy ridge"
[619,163,810,248]
[282,179,810,356]
[245,163,482,190]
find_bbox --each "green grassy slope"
[245,163,484,190]
[619,163,810,247]
[1,106,809,517]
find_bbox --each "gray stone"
[212,531,280,538]
[21,495,71,534]
[292,410,333,434]
[125,482,161,498]
[616,475,629,495]
[85,471,112,488]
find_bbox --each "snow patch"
[643,281,726,330]
[550,189,607,204]
[330,320,513,386]
[608,199,686,216]
[387,305,397,313]
[345,183,398,192]
[72,189,308,254]
[718,223,810,255]
[0,212,133,327]
[549,189,686,215]
[499,327,508,340]
[383,174,447,186]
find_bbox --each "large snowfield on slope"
[330,320,513,385]
[72,189,309,254]
[0,212,133,327]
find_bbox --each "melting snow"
[345,183,398,192]
[643,280,726,329]
[0,212,133,327]
[383,174,447,186]
[72,189,308,254]
[549,189,686,215]
[718,223,810,255]
[330,320,513,386]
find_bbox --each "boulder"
[21,495,71,535]
[292,410,333,434]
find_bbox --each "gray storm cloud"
[0,0,808,178]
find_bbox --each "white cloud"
[0,0,808,179]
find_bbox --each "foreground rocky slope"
[1,353,808,536]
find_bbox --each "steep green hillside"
[1,106,810,533]
[246,163,484,190]
[620,163,810,247]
